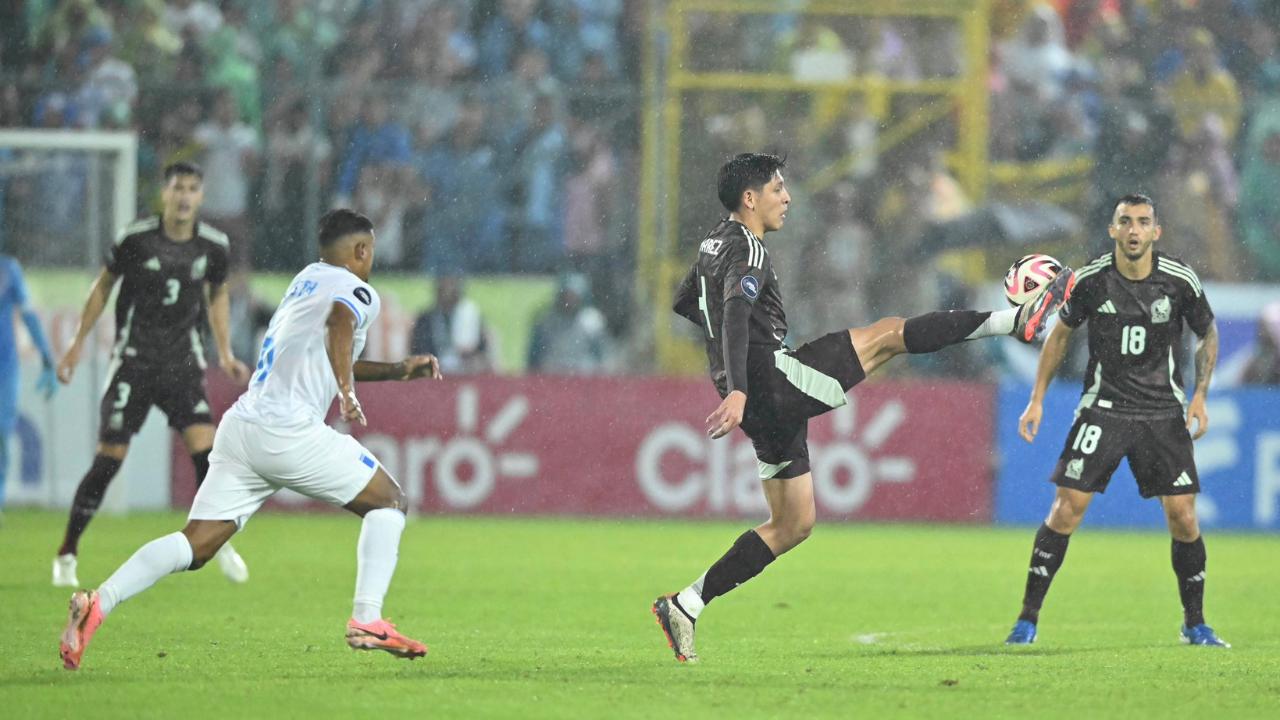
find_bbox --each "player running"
[652,153,1075,662]
[58,209,441,670]
[1004,194,1228,648]
[52,162,252,587]
[0,254,58,518]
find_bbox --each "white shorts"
[189,414,380,528]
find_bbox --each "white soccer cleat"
[52,554,80,588]
[216,543,249,584]
[652,594,699,663]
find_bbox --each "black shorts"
[738,331,866,480]
[1050,407,1199,499]
[99,359,213,444]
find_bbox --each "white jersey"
[228,262,381,427]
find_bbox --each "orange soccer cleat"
[345,618,428,659]
[59,590,104,670]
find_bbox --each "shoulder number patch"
[353,287,372,305]
[740,275,760,300]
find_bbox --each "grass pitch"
[2,510,1278,719]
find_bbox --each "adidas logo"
[1187,572,1205,583]
[1097,300,1117,314]
[1030,566,1050,577]
[1173,472,1194,488]
[144,257,161,271]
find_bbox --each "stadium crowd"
[0,1,1278,378]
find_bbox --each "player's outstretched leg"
[54,448,127,587]
[342,468,426,660]
[654,472,811,662]
[848,267,1076,379]
[58,519,233,670]
[1005,488,1090,645]
[187,434,250,584]
[1163,495,1229,647]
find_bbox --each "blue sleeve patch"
[740,275,760,300]
[360,454,376,469]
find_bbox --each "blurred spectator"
[806,184,873,334]
[1168,29,1242,142]
[333,94,412,206]
[781,17,854,82]
[416,97,505,273]
[562,122,617,279]
[1242,302,1280,385]
[117,0,183,84]
[204,1,263,128]
[478,0,552,79]
[527,273,613,373]
[355,164,408,268]
[263,0,341,77]
[1000,5,1075,101]
[1159,116,1241,280]
[1238,129,1280,280]
[410,275,494,375]
[74,27,137,129]
[262,100,331,269]
[193,89,260,266]
[35,0,111,66]
[489,47,561,149]
[164,0,223,43]
[509,92,567,272]
[549,0,622,78]
[402,1,478,80]
[222,269,273,363]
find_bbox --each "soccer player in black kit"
[1004,194,1227,647]
[651,153,1076,662]
[52,162,252,587]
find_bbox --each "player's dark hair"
[163,161,203,182]
[318,208,374,247]
[1114,193,1156,221]
[717,153,786,212]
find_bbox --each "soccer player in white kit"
[58,209,441,670]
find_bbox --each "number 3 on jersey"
[162,278,180,305]
[1121,325,1146,355]
[253,336,276,383]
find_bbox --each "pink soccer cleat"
[345,618,428,659]
[1014,267,1077,343]
[59,590,104,670]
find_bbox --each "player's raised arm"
[325,300,365,425]
[57,268,119,384]
[1186,320,1218,440]
[206,281,250,384]
[1019,320,1074,443]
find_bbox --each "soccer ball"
[1004,253,1063,306]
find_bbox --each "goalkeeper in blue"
[0,254,57,515]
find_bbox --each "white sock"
[98,532,194,617]
[675,573,707,620]
[353,508,406,623]
[966,308,1017,340]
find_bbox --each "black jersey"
[673,218,788,396]
[1058,251,1214,418]
[105,216,230,366]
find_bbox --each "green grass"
[2,511,1279,719]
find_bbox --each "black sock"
[903,310,991,353]
[191,449,211,488]
[699,529,777,606]
[1172,536,1207,628]
[1018,523,1071,624]
[58,454,124,556]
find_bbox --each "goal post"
[0,128,138,265]
[0,128,174,513]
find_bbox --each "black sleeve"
[105,235,134,275]
[721,297,751,395]
[672,265,701,327]
[206,242,229,286]
[1057,272,1098,328]
[1181,276,1214,337]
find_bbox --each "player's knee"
[1165,505,1199,538]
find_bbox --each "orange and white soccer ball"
[1004,253,1063,306]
